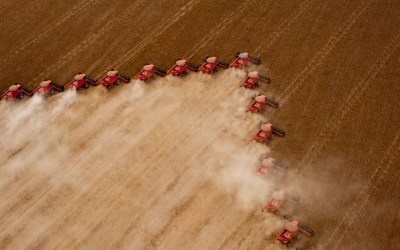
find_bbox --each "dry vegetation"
[0,0,399,249]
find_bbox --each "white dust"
[0,68,288,249]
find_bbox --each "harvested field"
[0,0,399,249]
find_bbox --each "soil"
[0,0,399,249]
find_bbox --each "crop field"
[0,0,399,249]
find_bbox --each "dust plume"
[0,68,284,249]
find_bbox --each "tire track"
[114,0,201,68]
[216,213,253,250]
[0,0,43,27]
[161,196,247,250]
[1,73,244,247]
[30,0,148,83]
[183,0,255,59]
[323,132,400,249]
[0,0,394,248]
[146,182,211,249]
[235,219,265,250]
[69,141,213,249]
[0,87,148,228]
[0,89,160,226]
[0,90,119,190]
[297,31,400,173]
[0,92,179,247]
[172,194,230,249]
[0,91,108,202]
[254,0,317,53]
[52,95,232,248]
[0,0,98,71]
[248,1,368,151]
[278,1,372,104]
[74,76,252,249]
[99,80,246,248]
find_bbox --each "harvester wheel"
[49,89,56,95]
[17,93,24,100]
[115,80,121,85]
[83,82,89,89]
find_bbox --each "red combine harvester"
[100,69,130,89]
[252,123,285,142]
[275,215,314,247]
[256,156,288,176]
[134,64,167,81]
[247,94,278,112]
[168,59,198,77]
[230,52,261,69]
[32,80,64,96]
[65,73,98,90]
[0,84,33,101]
[261,190,298,213]
[262,190,286,213]
[242,71,270,89]
[199,56,229,73]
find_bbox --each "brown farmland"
[0,0,399,249]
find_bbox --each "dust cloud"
[0,68,287,249]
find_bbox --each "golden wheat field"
[0,1,399,249]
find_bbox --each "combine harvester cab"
[134,64,167,82]
[274,215,314,247]
[32,80,64,96]
[168,59,198,77]
[252,122,285,143]
[0,84,33,101]
[65,73,98,90]
[256,156,288,176]
[261,190,298,213]
[242,71,270,89]
[199,56,229,73]
[100,69,130,89]
[247,94,278,113]
[230,52,261,69]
